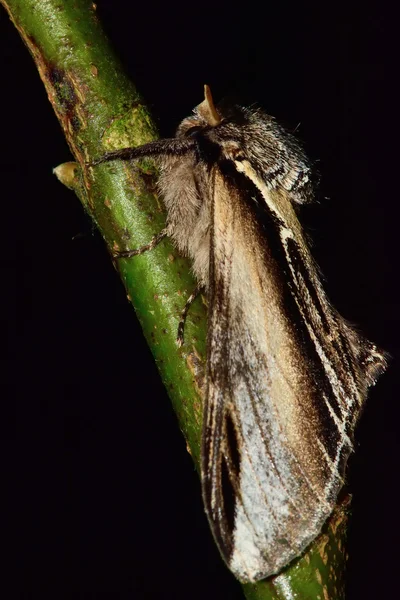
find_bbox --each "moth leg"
[114,230,167,258]
[177,283,204,348]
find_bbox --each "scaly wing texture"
[201,163,386,582]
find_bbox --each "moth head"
[176,86,314,203]
[176,86,245,160]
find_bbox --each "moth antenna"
[89,138,195,166]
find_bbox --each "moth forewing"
[91,85,387,583]
[203,168,346,581]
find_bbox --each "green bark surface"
[1,1,349,597]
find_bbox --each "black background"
[4,2,397,598]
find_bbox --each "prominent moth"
[91,86,387,582]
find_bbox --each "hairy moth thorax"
[91,85,387,582]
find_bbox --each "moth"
[91,86,387,582]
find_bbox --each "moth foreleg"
[114,230,167,258]
[177,283,204,348]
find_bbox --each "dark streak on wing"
[223,410,241,480]
[220,436,237,538]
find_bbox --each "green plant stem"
[1,1,349,597]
